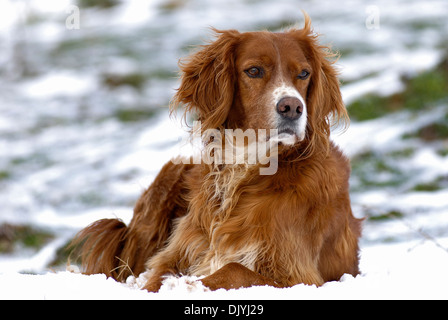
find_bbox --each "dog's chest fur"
[186,164,304,278]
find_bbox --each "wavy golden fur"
[72,14,362,291]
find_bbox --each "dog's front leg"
[143,269,172,292]
[201,263,281,290]
[142,215,210,292]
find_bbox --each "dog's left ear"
[171,29,240,133]
[288,14,349,139]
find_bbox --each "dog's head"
[172,14,348,154]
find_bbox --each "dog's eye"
[245,67,263,78]
[297,70,310,80]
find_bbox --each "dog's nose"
[276,96,303,120]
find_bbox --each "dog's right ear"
[171,29,240,133]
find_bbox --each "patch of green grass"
[78,192,105,206]
[21,228,53,249]
[51,38,88,58]
[347,94,392,121]
[52,34,133,69]
[348,58,448,121]
[387,147,416,158]
[403,121,448,141]
[102,73,146,90]
[351,151,401,176]
[408,20,443,31]
[368,210,404,221]
[149,68,176,80]
[437,147,448,157]
[0,224,54,253]
[78,0,119,8]
[10,152,54,170]
[350,151,409,191]
[411,175,448,192]
[412,181,441,192]
[0,170,11,181]
[402,69,448,111]
[158,0,186,13]
[115,108,158,122]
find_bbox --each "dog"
[72,14,362,292]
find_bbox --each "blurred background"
[0,0,447,273]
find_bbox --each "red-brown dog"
[73,14,362,292]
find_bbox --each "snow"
[333,105,448,158]
[20,72,96,99]
[1,0,448,300]
[340,49,443,104]
[1,238,447,300]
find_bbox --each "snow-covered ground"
[1,238,447,299]
[1,0,448,299]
